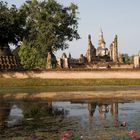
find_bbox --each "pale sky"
[4,0,140,58]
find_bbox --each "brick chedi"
[46,52,57,69]
[86,34,96,63]
[0,45,21,70]
[109,35,118,63]
[96,29,107,56]
[58,29,120,68]
[134,52,140,68]
[57,53,70,68]
[85,30,119,64]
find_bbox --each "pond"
[0,98,140,140]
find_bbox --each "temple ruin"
[46,52,57,69]
[0,45,21,70]
[56,29,140,69]
[134,52,140,68]
[86,35,96,63]
[109,35,118,62]
[57,53,70,69]
[85,29,118,64]
[57,29,119,69]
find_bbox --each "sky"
[4,0,140,58]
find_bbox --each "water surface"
[0,98,140,140]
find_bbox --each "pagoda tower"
[86,34,96,63]
[98,29,106,49]
[96,29,106,56]
[109,35,118,63]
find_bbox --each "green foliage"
[21,0,79,52]
[0,1,25,46]
[18,41,45,69]
[12,46,20,58]
[17,0,80,69]
[0,0,80,69]
[128,55,134,64]
[22,102,53,118]
[119,53,134,64]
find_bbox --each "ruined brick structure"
[85,30,118,63]
[86,35,96,63]
[96,29,108,56]
[79,54,86,64]
[46,52,57,69]
[0,45,21,70]
[109,35,118,63]
[57,53,70,68]
[134,54,140,68]
[58,29,120,68]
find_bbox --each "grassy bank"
[0,78,140,93]
[0,78,140,87]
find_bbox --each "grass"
[0,78,140,93]
[0,78,140,87]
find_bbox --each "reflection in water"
[87,102,118,119]
[8,104,23,127]
[111,103,119,118]
[98,103,109,119]
[0,99,140,140]
[88,102,96,117]
[0,102,10,126]
[21,101,67,118]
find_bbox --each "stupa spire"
[98,28,105,49]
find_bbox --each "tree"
[119,53,134,64]
[18,41,45,69]
[18,0,80,69]
[0,1,25,47]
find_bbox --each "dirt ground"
[1,90,140,101]
[1,70,140,79]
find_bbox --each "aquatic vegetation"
[128,130,138,140]
[60,131,83,140]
